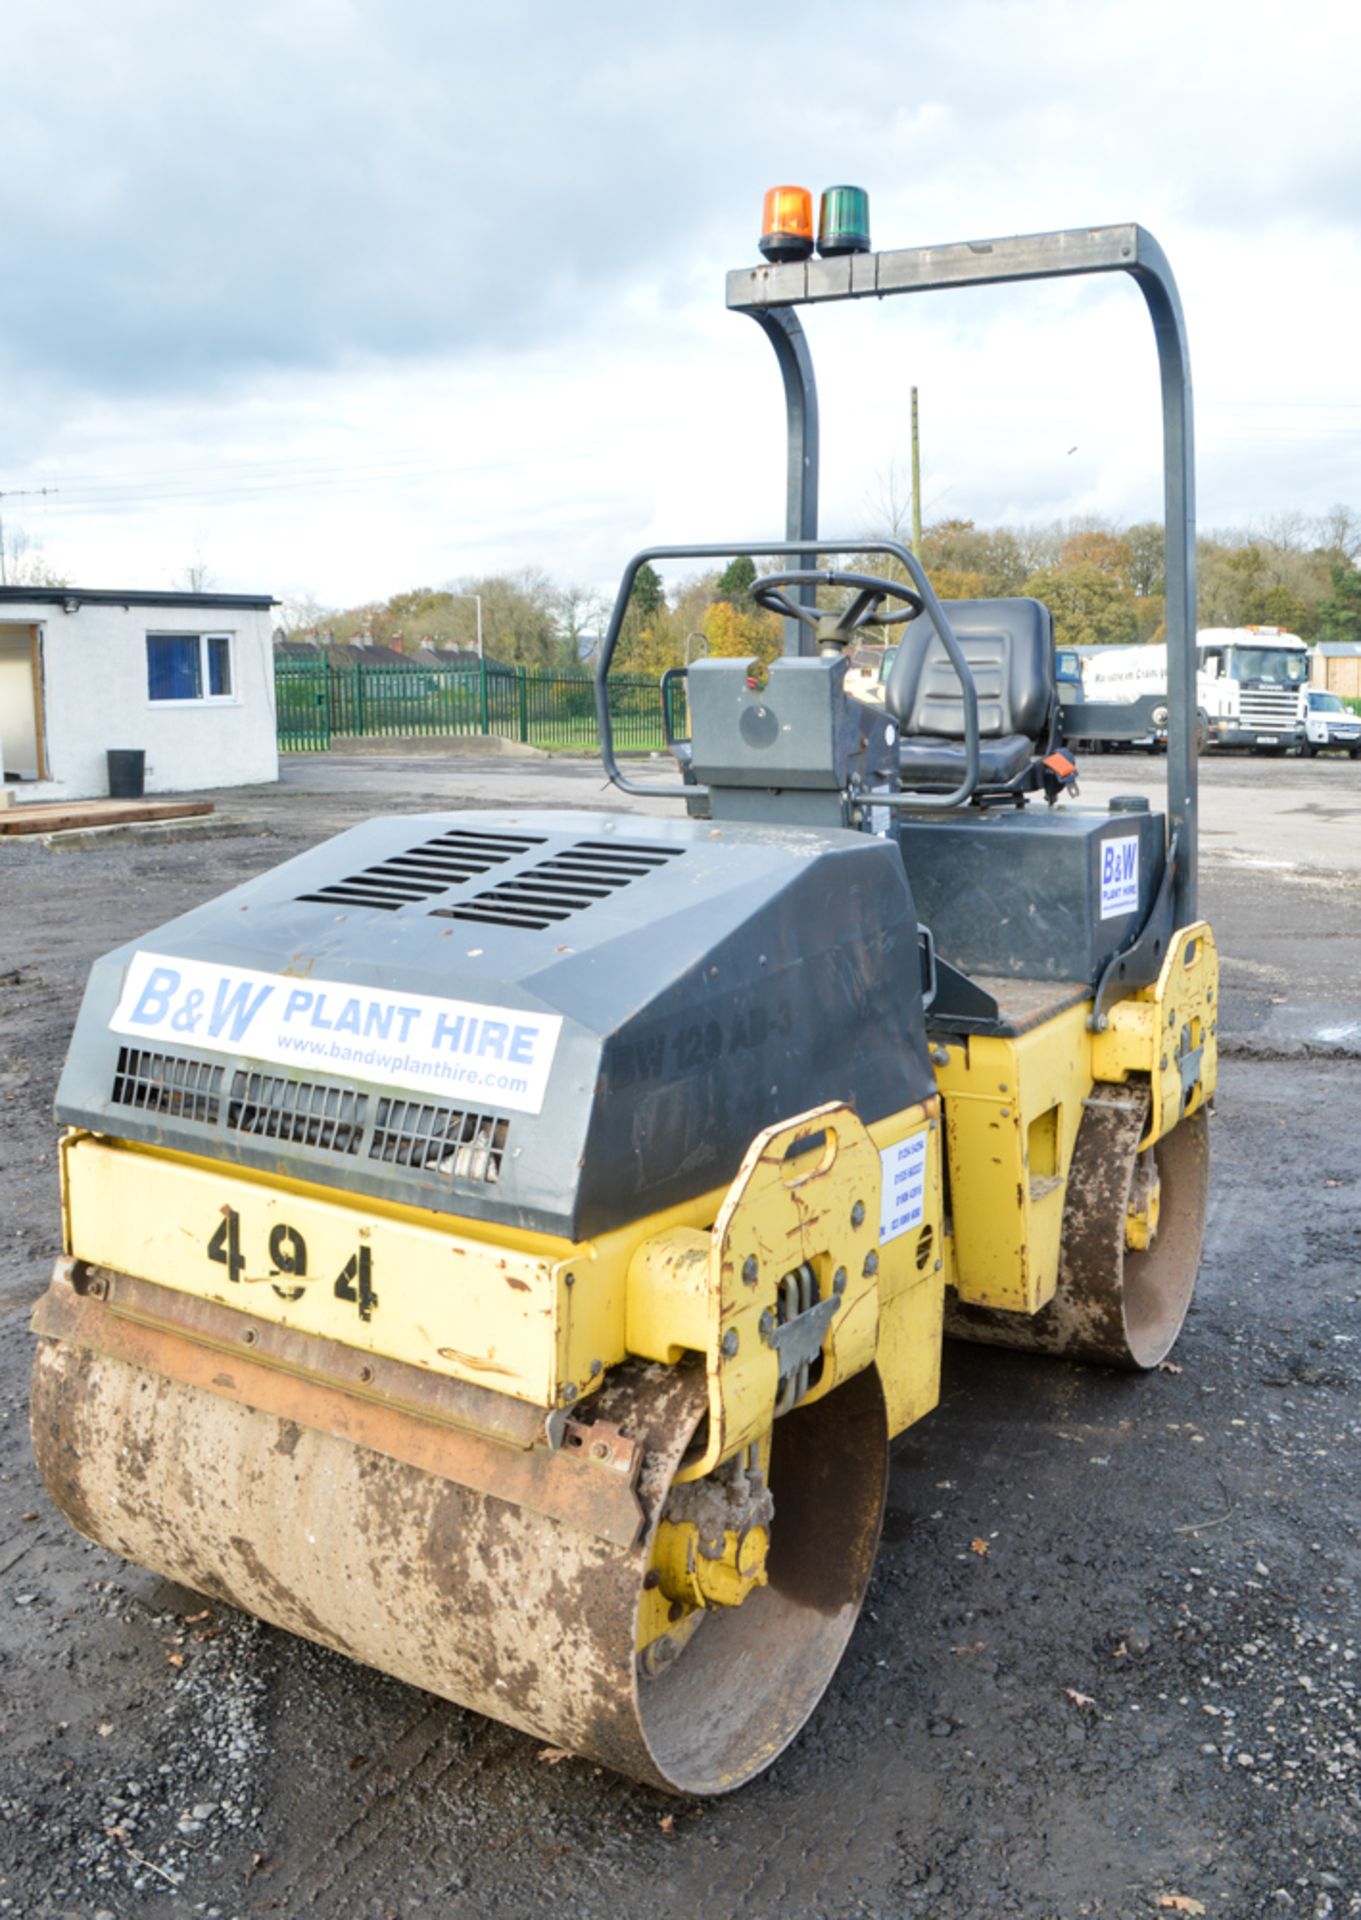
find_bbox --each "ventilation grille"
[369,1099,509,1181]
[111,1047,223,1123]
[108,1053,511,1181]
[297,827,548,913]
[431,838,684,931]
[226,1071,368,1154]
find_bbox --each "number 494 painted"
[207,1207,379,1321]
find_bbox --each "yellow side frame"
[59,1094,949,1448]
[933,1002,1090,1316]
[936,919,1218,1316]
[1091,921,1218,1148]
[625,1101,946,1472]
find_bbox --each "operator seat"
[885,597,1059,795]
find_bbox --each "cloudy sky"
[3,0,1359,610]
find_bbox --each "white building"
[0,587,278,802]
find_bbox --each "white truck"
[1077,625,1309,753]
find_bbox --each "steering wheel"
[752,568,925,635]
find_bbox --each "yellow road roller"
[31,204,1215,1795]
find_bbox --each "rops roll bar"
[726,222,1198,923]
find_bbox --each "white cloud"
[4,0,1359,603]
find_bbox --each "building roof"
[0,587,276,611]
[272,637,497,670]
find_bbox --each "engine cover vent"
[111,1047,223,1124]
[430,838,684,931]
[368,1099,509,1181]
[227,1071,368,1154]
[297,827,548,913]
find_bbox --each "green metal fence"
[275,659,333,751]
[275,656,689,755]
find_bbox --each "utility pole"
[910,388,922,557]
[0,487,58,586]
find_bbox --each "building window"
[147,633,234,703]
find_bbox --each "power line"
[0,442,613,515]
[11,450,520,496]
[1,426,635,497]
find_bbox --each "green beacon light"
[817,185,871,257]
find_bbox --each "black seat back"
[885,598,1056,742]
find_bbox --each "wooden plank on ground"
[0,799,214,836]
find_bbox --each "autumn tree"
[458,569,568,665]
[925,566,986,603]
[1194,542,1317,636]
[1126,523,1166,598]
[308,501,1361,677]
[1022,562,1139,648]
[920,519,1026,595]
[612,562,678,674]
[847,514,1012,618]
[702,596,783,664]
[1196,542,1264,630]
[1060,529,1134,590]
[1013,521,1068,578]
[324,572,571,664]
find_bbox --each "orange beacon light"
[759,186,814,264]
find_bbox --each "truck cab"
[1198,627,1308,750]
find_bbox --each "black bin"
[106,749,146,799]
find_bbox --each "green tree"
[715,554,757,600]
[1246,583,1314,637]
[613,562,677,673]
[1316,562,1361,644]
[632,563,665,619]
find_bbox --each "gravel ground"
[0,750,1357,1920]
